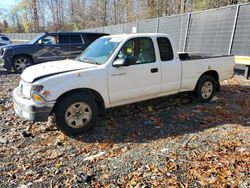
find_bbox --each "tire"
[195,75,216,103]
[12,55,33,73]
[54,93,98,136]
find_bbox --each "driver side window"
[42,35,58,45]
[117,37,156,64]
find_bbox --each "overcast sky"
[0,0,20,10]
[0,0,20,22]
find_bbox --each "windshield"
[78,37,123,65]
[28,34,44,44]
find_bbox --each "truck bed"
[178,53,235,92]
[179,52,233,61]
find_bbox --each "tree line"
[0,0,249,33]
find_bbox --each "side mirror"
[113,57,136,67]
[113,58,126,67]
[37,39,43,45]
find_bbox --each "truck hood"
[21,59,97,83]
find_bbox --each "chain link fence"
[231,4,250,56]
[2,33,43,43]
[83,3,250,58]
[2,3,250,59]
[185,6,237,55]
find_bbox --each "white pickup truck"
[13,33,235,135]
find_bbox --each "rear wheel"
[54,93,98,136]
[195,75,216,102]
[12,55,33,73]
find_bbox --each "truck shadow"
[74,83,249,143]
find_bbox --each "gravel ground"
[0,69,249,187]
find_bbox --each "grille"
[20,83,23,96]
[18,79,32,99]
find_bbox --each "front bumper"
[0,56,12,70]
[0,56,4,69]
[13,87,55,122]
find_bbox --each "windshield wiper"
[80,58,98,65]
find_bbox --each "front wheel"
[54,93,98,136]
[12,55,33,73]
[195,75,216,102]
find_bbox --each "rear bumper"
[13,87,55,122]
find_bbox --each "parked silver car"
[0,35,12,46]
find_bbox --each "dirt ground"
[0,69,249,188]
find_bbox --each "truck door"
[157,37,182,94]
[108,37,161,106]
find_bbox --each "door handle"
[76,46,83,49]
[151,68,158,73]
[111,73,127,76]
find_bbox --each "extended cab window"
[157,37,174,61]
[117,37,156,64]
[59,34,83,44]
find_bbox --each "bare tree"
[31,0,39,32]
[4,0,250,32]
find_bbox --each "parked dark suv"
[0,32,107,73]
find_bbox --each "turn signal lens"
[32,92,46,105]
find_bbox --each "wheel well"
[52,88,106,117]
[201,70,219,82]
[12,54,34,65]
[196,70,220,91]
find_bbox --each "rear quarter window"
[157,37,174,61]
[59,34,83,44]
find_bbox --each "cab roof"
[102,33,170,38]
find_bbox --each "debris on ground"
[0,69,249,187]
